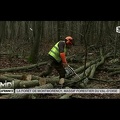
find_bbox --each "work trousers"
[39,55,66,78]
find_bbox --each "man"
[39,36,74,85]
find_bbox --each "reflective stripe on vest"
[48,41,66,62]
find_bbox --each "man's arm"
[58,41,68,67]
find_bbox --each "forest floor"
[1,56,120,99]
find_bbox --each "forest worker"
[39,36,74,86]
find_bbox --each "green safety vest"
[48,41,67,62]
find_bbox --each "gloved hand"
[60,52,68,67]
[59,78,65,85]
[65,66,74,76]
[62,62,68,67]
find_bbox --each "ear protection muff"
[65,39,72,45]
[65,36,74,45]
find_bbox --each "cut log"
[19,80,39,88]
[2,74,71,86]
[0,75,21,82]
[8,83,53,99]
[0,75,41,88]
[3,74,40,80]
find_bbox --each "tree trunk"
[29,21,43,63]
[0,62,47,72]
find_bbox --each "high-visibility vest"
[48,41,67,62]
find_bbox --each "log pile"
[0,52,113,99]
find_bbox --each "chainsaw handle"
[68,65,74,71]
[67,65,81,79]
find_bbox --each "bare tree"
[29,21,43,63]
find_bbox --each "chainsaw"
[65,65,81,79]
[55,65,81,88]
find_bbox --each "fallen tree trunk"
[104,67,120,72]
[65,58,101,79]
[79,64,96,87]
[65,51,111,88]
[80,54,105,87]
[64,66,92,88]
[0,75,40,89]
[0,75,21,82]
[88,77,120,83]
[108,71,120,76]
[66,52,111,80]
[0,62,47,72]
[3,74,71,84]
[19,80,39,88]
[3,74,41,80]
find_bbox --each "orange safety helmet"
[65,36,74,45]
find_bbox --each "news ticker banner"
[0,89,120,94]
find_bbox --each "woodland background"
[0,21,120,99]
